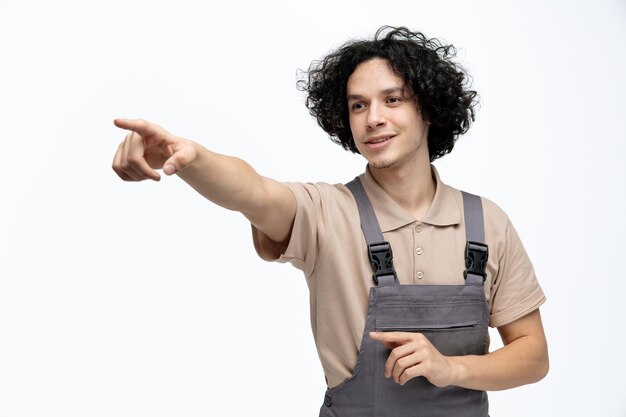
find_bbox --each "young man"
[112,27,548,416]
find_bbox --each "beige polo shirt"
[252,165,546,389]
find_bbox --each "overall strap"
[461,191,489,286]
[346,177,398,287]
[346,177,488,287]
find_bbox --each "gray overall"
[319,178,490,417]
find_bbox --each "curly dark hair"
[297,26,479,162]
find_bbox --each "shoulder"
[445,183,512,250]
[479,195,511,229]
[445,183,511,224]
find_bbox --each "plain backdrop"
[1,0,625,416]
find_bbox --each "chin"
[370,160,397,170]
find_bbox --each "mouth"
[364,134,396,149]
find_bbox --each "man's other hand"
[369,331,457,388]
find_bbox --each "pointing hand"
[112,118,197,181]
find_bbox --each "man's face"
[346,58,430,171]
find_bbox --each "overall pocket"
[375,303,487,356]
[377,320,479,332]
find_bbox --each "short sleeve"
[251,182,324,276]
[488,218,546,327]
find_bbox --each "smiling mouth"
[365,135,396,145]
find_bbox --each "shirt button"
[415,223,422,233]
[416,270,424,280]
[415,247,423,255]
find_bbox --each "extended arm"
[112,118,296,243]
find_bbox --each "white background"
[1,0,625,416]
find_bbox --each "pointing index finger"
[113,118,158,136]
[369,332,414,343]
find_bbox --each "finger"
[370,331,414,344]
[118,170,136,181]
[386,343,418,379]
[161,142,195,175]
[113,118,163,138]
[392,352,423,384]
[127,131,161,181]
[112,142,124,177]
[121,132,146,181]
[381,340,399,350]
[398,362,426,386]
[112,141,135,181]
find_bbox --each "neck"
[368,158,436,220]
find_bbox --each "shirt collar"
[359,164,461,232]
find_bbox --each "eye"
[387,97,401,104]
[351,102,366,111]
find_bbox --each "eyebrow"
[347,87,404,101]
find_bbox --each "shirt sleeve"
[251,182,324,277]
[488,217,546,328]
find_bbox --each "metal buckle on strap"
[464,241,489,282]
[368,241,398,285]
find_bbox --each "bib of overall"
[319,178,490,417]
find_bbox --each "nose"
[366,102,386,129]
